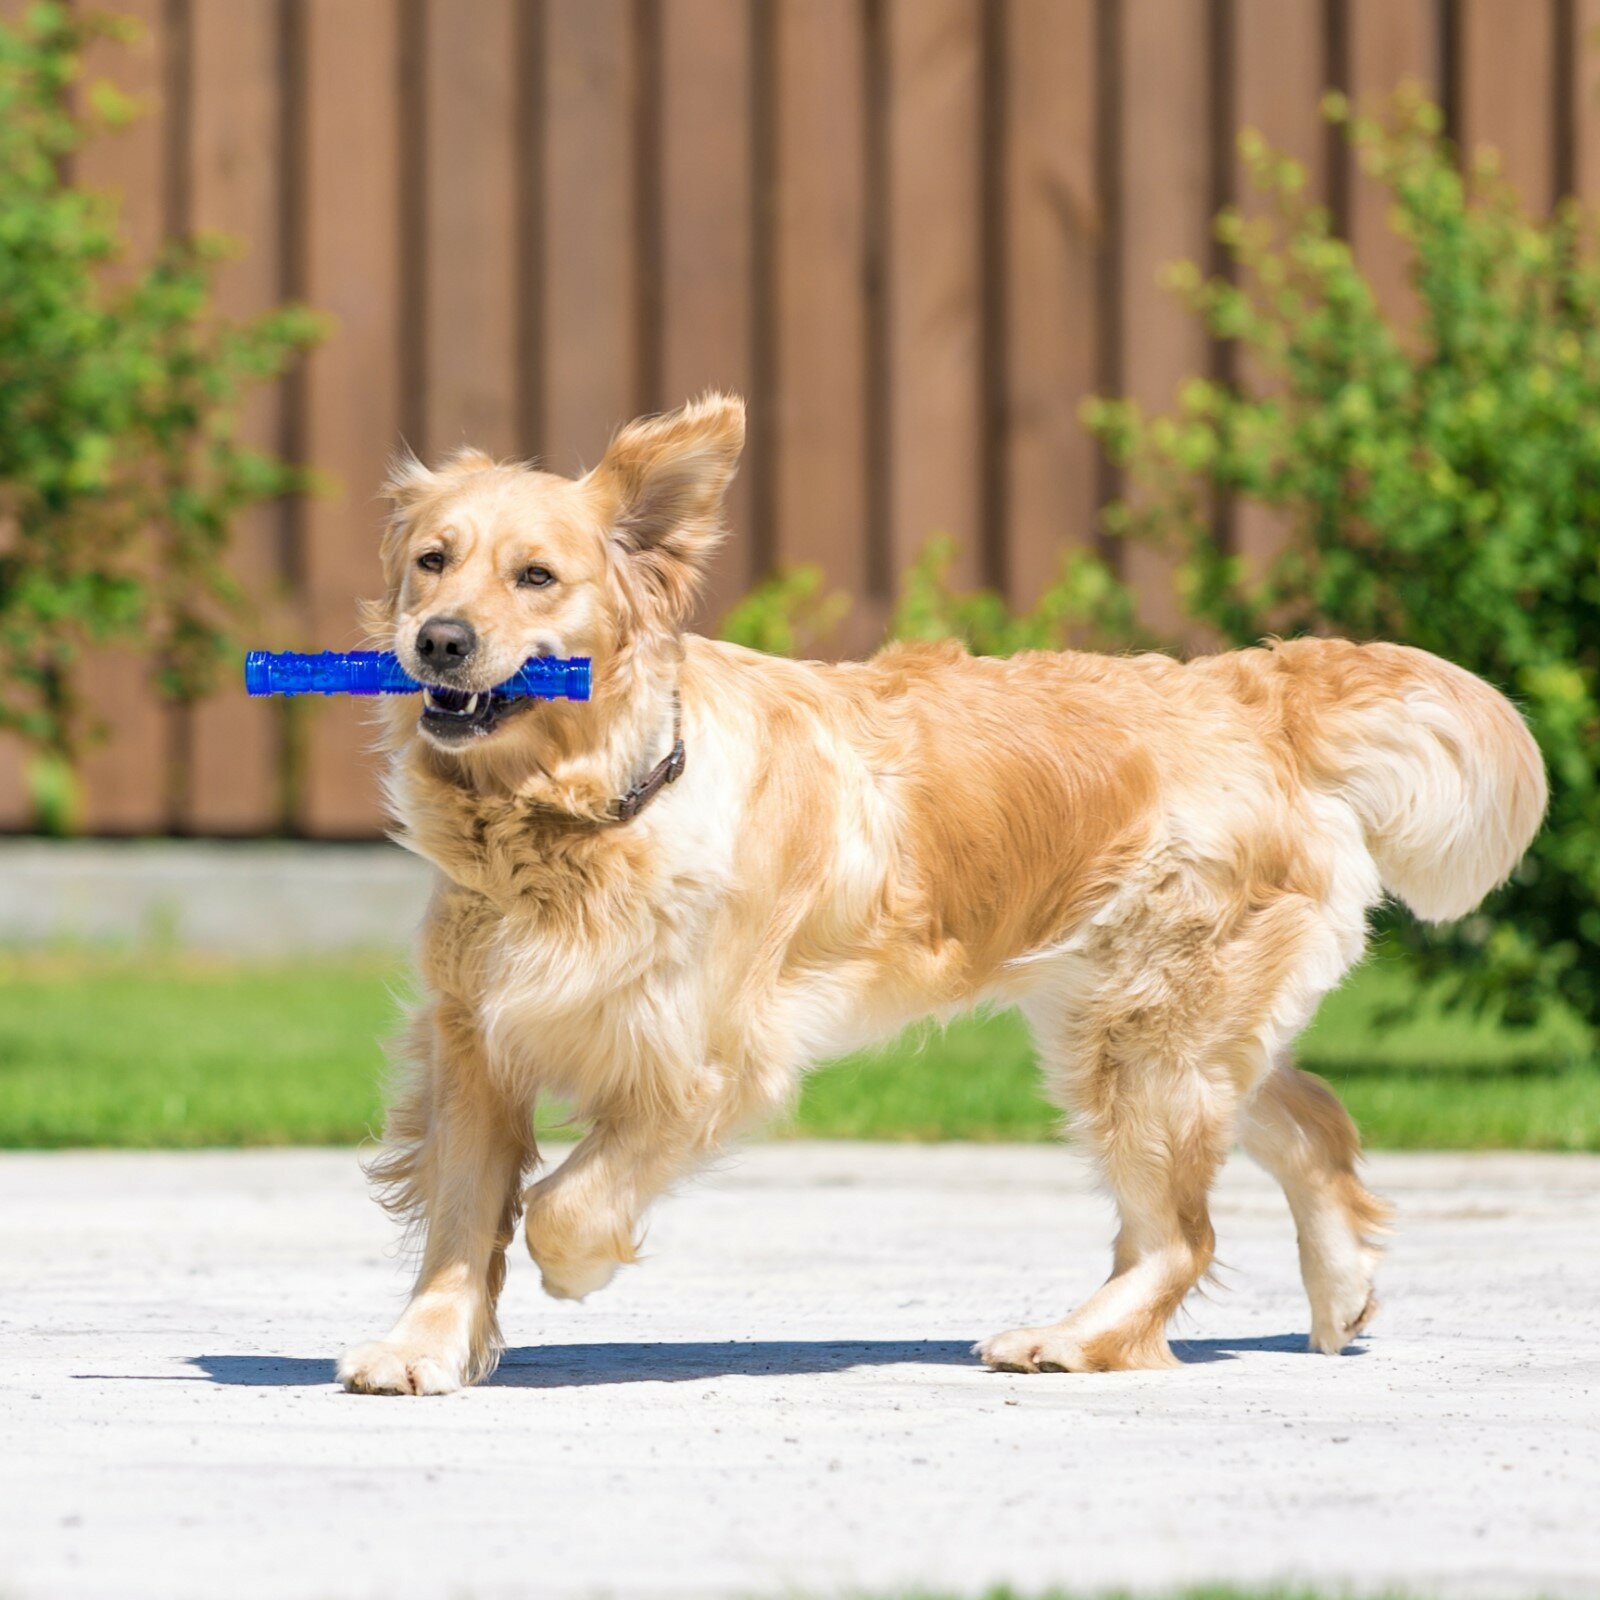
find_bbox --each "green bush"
[720,537,1142,662]
[888,535,1146,656]
[1086,88,1599,1032]
[718,563,851,658]
[0,4,322,800]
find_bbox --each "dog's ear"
[590,392,745,627]
[383,445,493,512]
[371,451,437,621]
[383,448,437,510]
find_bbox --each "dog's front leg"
[522,1105,716,1301]
[340,1002,531,1396]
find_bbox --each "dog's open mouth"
[419,683,530,744]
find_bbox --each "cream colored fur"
[336,394,1547,1395]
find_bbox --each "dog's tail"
[1277,638,1547,921]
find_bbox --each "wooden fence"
[2,0,1597,838]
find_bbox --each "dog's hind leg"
[1240,1062,1390,1353]
[340,1000,533,1395]
[978,1024,1236,1373]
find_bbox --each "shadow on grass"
[172,1332,1348,1389]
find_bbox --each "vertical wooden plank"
[1235,0,1328,190]
[424,0,519,458]
[658,0,755,630]
[74,0,172,833]
[1574,0,1600,201]
[0,2,64,824]
[543,0,639,474]
[184,0,286,834]
[1232,0,1328,581]
[772,0,877,653]
[0,0,29,832]
[1119,0,1212,635]
[886,0,983,586]
[1347,0,1436,323]
[299,0,402,837]
[1460,0,1556,212]
[1002,0,1099,608]
[0,737,25,831]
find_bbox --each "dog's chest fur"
[395,754,741,1090]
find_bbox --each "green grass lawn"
[0,946,1594,1149]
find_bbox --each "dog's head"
[369,393,744,752]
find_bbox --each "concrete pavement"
[2,1144,1598,1600]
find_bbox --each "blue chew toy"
[244,650,591,701]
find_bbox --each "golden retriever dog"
[337,393,1546,1395]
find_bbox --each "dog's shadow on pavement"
[185,1342,976,1389]
[487,1334,1353,1383]
[1171,1332,1354,1363]
[490,1340,976,1386]
[185,1332,1345,1389]
[187,1355,339,1386]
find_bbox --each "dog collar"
[612,692,685,823]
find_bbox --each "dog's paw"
[1309,1288,1379,1355]
[535,1253,620,1302]
[975,1324,1094,1374]
[523,1195,632,1301]
[338,1340,463,1396]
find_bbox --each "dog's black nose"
[416,616,477,667]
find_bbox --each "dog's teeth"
[465,693,480,715]
[423,688,438,711]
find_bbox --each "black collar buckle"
[612,695,686,823]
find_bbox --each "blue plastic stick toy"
[244,650,591,701]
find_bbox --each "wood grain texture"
[1232,0,1328,581]
[0,0,24,856]
[1118,0,1212,635]
[0,0,23,831]
[298,0,403,837]
[424,0,519,460]
[542,0,639,475]
[772,0,877,654]
[184,0,286,834]
[1235,0,1328,185]
[74,0,173,833]
[659,0,755,631]
[886,0,983,586]
[1346,0,1436,326]
[1459,0,1556,213]
[0,737,24,831]
[1002,0,1099,608]
[1575,0,1600,201]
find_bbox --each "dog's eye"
[416,550,446,574]
[520,565,555,589]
